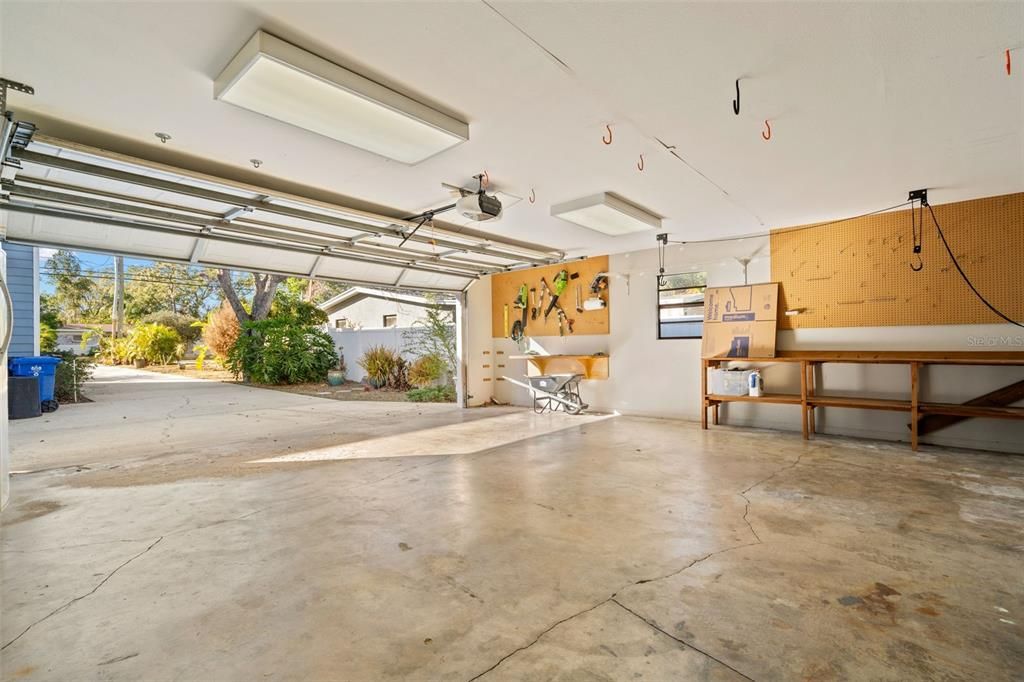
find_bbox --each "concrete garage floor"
[1,368,1022,680]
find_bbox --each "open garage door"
[0,123,562,293]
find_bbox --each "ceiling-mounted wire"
[927,203,1023,328]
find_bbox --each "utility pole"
[112,256,125,336]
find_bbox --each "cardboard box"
[701,283,779,358]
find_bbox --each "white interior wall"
[467,240,1024,454]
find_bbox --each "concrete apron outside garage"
[1,368,1022,680]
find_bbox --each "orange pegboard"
[771,193,1024,329]
[490,255,609,337]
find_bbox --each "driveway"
[8,365,543,485]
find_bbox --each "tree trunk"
[215,270,285,322]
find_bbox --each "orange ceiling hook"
[602,124,613,145]
[1007,49,1012,76]
[762,120,772,141]
[529,188,536,204]
[637,154,645,171]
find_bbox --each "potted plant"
[327,352,346,386]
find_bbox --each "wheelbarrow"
[502,373,588,415]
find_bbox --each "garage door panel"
[3,210,196,261]
[4,134,563,293]
[200,240,317,274]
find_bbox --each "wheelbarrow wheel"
[41,399,59,413]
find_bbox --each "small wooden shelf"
[510,354,609,380]
[707,393,801,405]
[701,351,1024,450]
[807,396,911,412]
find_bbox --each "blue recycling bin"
[9,356,62,412]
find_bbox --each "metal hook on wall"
[910,253,924,272]
[761,120,771,141]
[732,79,740,115]
[1007,49,1012,76]
[637,154,645,172]
[529,188,536,204]
[602,124,613,145]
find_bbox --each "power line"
[40,269,218,288]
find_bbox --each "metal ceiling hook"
[732,79,740,115]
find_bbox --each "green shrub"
[140,311,201,343]
[225,318,337,385]
[40,322,58,353]
[128,323,183,364]
[271,298,328,325]
[408,353,445,388]
[406,385,456,403]
[52,351,95,403]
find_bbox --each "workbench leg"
[806,362,816,434]
[910,362,920,451]
[799,361,809,440]
[701,359,708,429]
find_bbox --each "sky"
[39,248,158,295]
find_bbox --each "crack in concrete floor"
[465,450,806,680]
[0,536,165,652]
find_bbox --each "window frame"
[657,271,708,340]
[382,314,397,328]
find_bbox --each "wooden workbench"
[701,350,1024,450]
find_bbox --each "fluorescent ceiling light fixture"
[215,31,469,164]
[550,193,661,236]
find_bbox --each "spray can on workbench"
[748,369,763,397]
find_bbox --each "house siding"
[2,243,39,357]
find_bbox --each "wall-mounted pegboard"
[490,255,610,337]
[771,193,1024,329]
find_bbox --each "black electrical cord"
[659,201,913,247]
[926,203,1024,329]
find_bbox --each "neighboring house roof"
[57,323,114,333]
[318,287,455,315]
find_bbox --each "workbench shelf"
[510,354,609,380]
[701,350,1024,450]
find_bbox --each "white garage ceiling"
[1,1,1022,259]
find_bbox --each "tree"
[45,250,96,323]
[216,270,284,323]
[124,263,218,320]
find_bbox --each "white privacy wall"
[466,238,1024,454]
[326,328,415,383]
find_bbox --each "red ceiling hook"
[637,154,645,171]
[762,120,772,141]
[602,124,613,145]
[1007,49,1012,76]
[529,188,536,204]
